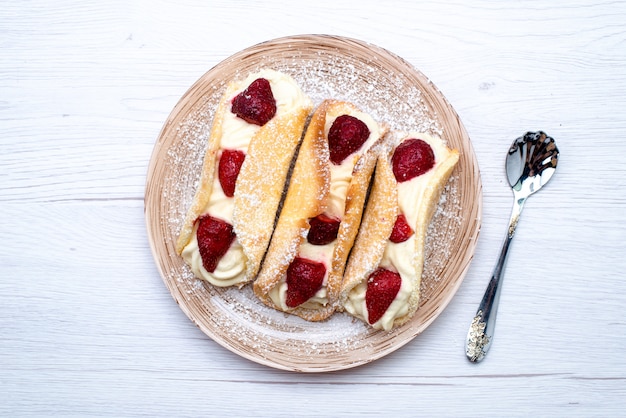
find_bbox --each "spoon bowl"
[507,131,559,193]
[465,131,559,363]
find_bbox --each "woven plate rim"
[145,34,482,372]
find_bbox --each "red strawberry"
[231,78,277,126]
[328,115,370,164]
[196,214,236,273]
[285,257,326,308]
[307,214,341,245]
[389,213,414,243]
[365,268,402,324]
[391,138,435,182]
[218,149,245,197]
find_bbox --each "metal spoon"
[465,131,559,363]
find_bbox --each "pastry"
[177,69,313,287]
[340,132,459,330]
[254,100,387,321]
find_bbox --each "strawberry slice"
[196,214,236,273]
[328,115,370,164]
[389,213,414,243]
[218,149,246,197]
[391,138,435,182]
[285,257,326,308]
[231,78,277,126]
[365,268,402,324]
[307,214,341,245]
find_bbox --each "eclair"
[340,133,459,330]
[254,100,387,321]
[176,69,313,288]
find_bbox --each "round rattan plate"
[145,35,482,372]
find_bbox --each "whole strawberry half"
[307,214,341,245]
[365,268,402,325]
[391,138,435,182]
[328,115,370,164]
[389,213,414,243]
[218,149,246,197]
[196,214,236,273]
[285,257,326,308]
[231,78,277,126]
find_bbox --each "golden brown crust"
[233,104,312,282]
[326,137,384,305]
[253,100,332,306]
[395,146,459,326]
[175,83,237,255]
[254,100,387,322]
[394,146,459,327]
[340,134,459,329]
[339,150,398,306]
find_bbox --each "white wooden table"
[2,1,625,416]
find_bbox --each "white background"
[2,0,625,416]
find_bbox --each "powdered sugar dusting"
[148,36,478,371]
[213,286,369,356]
[421,176,463,301]
[286,57,442,136]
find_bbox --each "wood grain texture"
[2,0,626,416]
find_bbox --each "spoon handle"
[465,194,526,362]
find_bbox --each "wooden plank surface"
[1,0,625,416]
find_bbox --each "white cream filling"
[269,108,383,309]
[343,262,413,330]
[181,223,246,288]
[182,70,311,287]
[345,133,451,330]
[325,108,382,217]
[268,242,334,311]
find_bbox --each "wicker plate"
[145,35,482,372]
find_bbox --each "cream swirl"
[342,243,414,331]
[220,69,312,150]
[182,69,311,287]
